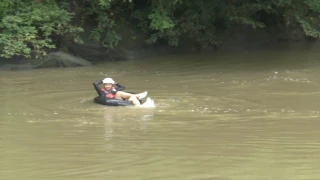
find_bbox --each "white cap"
[102,78,115,84]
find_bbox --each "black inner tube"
[93,92,143,106]
[94,96,133,106]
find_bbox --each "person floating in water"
[93,77,154,106]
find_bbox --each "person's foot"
[138,91,148,100]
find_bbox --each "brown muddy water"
[1,48,320,180]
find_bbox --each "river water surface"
[1,48,320,180]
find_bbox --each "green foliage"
[129,1,263,47]
[131,0,320,47]
[297,0,320,38]
[268,0,320,38]
[0,2,83,58]
[84,0,131,48]
[148,8,175,32]
[305,0,320,11]
[296,15,320,38]
[98,0,112,8]
[88,5,120,48]
[1,0,320,59]
[0,0,13,19]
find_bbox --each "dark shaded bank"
[67,21,319,61]
[1,25,319,71]
[0,52,92,71]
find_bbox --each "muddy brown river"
[1,47,320,180]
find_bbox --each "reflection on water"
[1,49,320,180]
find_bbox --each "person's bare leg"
[114,91,142,106]
[128,96,141,106]
[115,91,136,100]
[115,91,143,100]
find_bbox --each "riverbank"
[1,26,319,71]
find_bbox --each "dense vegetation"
[1,0,320,59]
